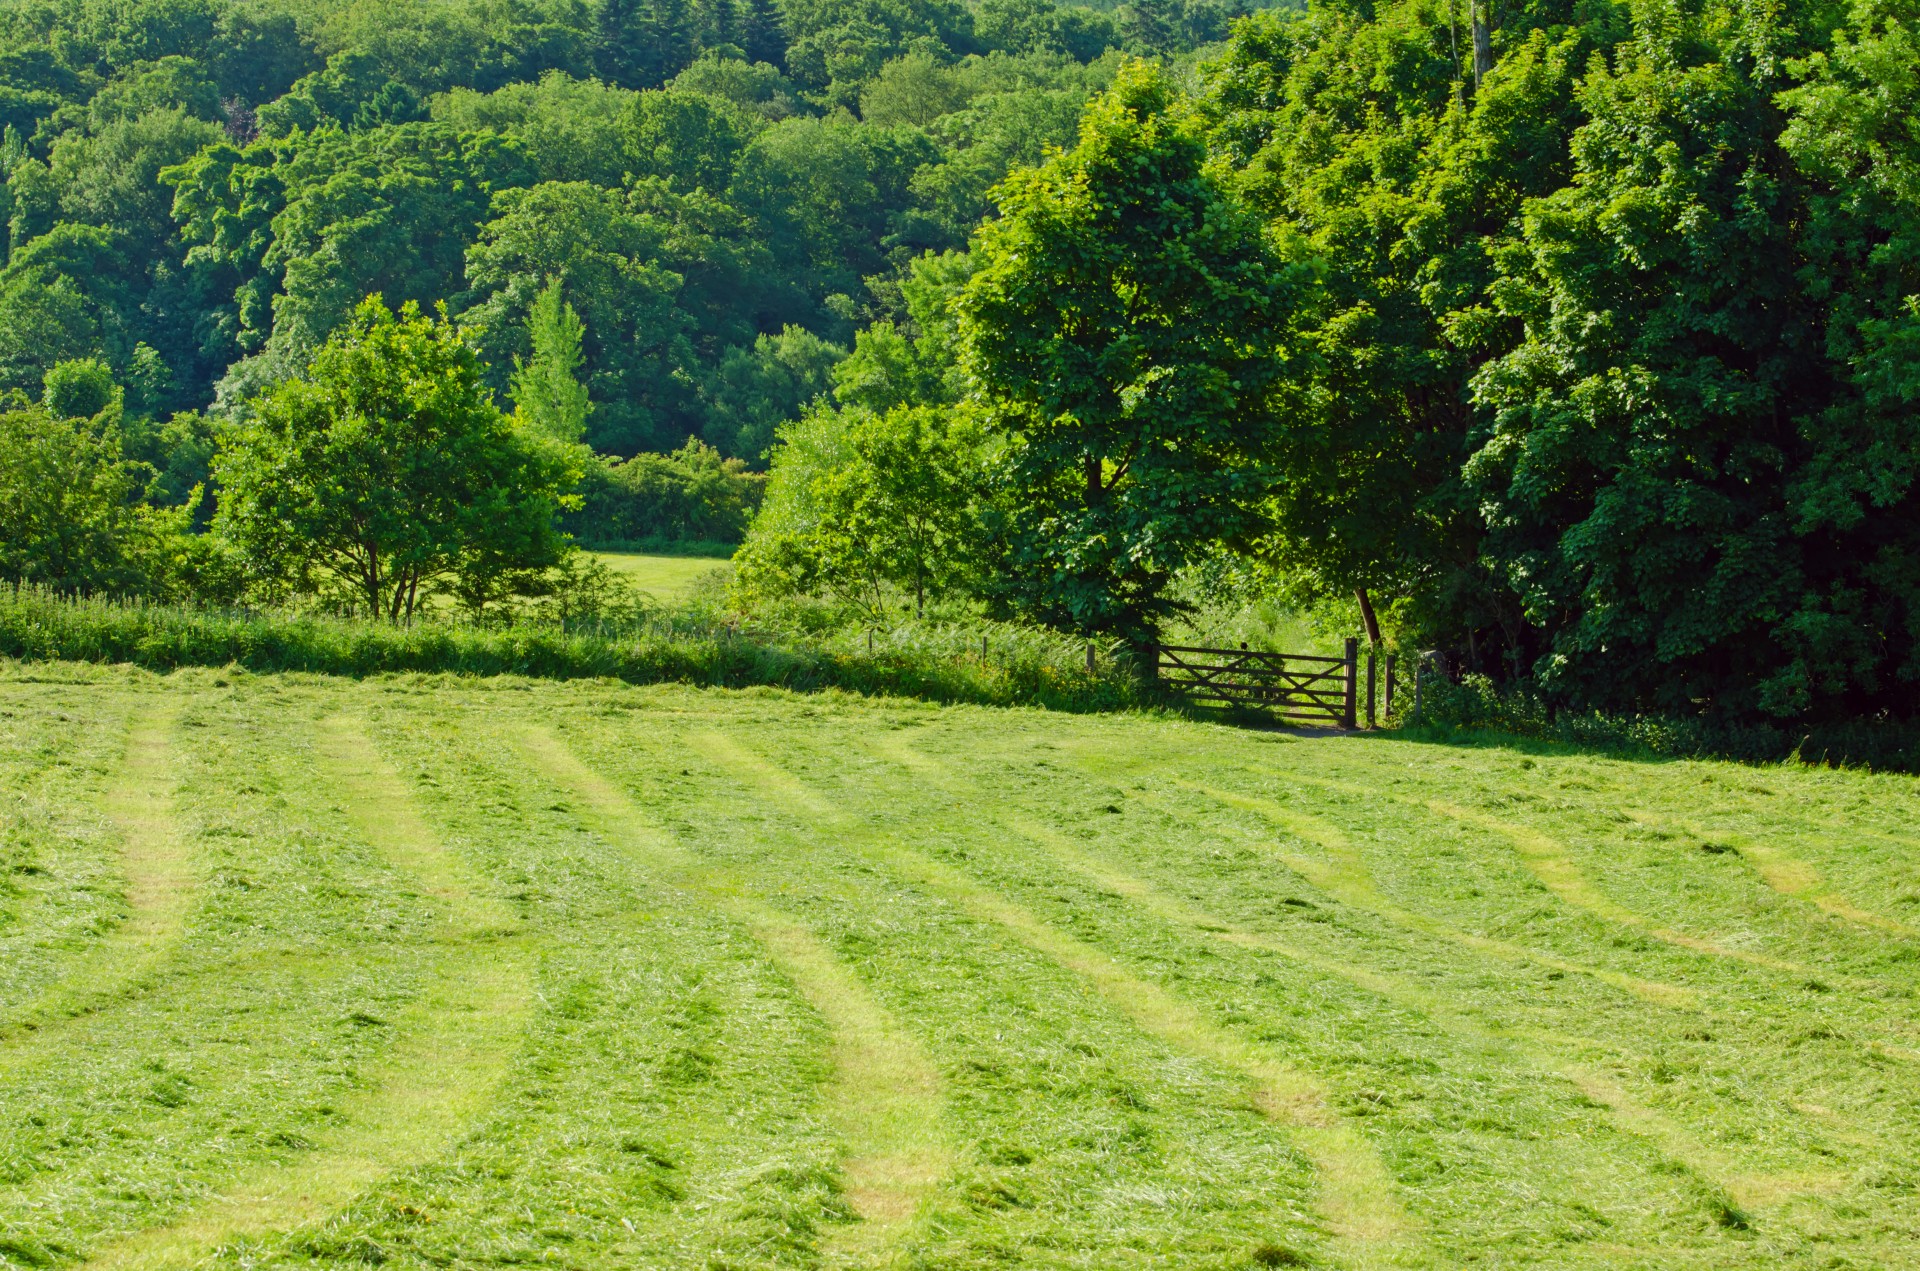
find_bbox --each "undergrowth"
[1410,672,1920,772]
[0,586,1150,713]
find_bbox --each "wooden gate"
[1152,639,1363,727]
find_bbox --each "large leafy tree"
[215,297,576,620]
[1464,4,1885,720]
[1203,4,1592,652]
[957,60,1305,648]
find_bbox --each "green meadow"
[589,552,731,602]
[3,663,1918,1269]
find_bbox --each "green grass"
[590,551,732,601]
[4,662,1920,1268]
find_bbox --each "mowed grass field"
[4,665,1920,1270]
[589,552,729,601]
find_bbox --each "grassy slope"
[1,664,1917,1269]
[590,551,731,601]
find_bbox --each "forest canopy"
[0,0,1245,458]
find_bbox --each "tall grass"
[0,586,1150,712]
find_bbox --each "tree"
[214,297,577,621]
[510,276,592,444]
[0,397,152,594]
[463,177,772,454]
[1465,8,1857,719]
[699,323,844,459]
[735,402,981,617]
[570,436,764,543]
[1202,8,1589,655]
[42,356,117,419]
[957,61,1306,649]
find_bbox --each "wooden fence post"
[1366,651,1376,729]
[1342,637,1359,729]
[1086,642,1095,674]
[1384,654,1397,721]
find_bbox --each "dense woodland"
[6,0,1920,730]
[0,0,1234,450]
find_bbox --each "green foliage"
[699,323,845,458]
[42,356,117,419]
[570,436,766,544]
[736,402,984,617]
[168,123,533,373]
[959,61,1305,646]
[214,297,577,620]
[0,398,151,594]
[1453,0,1920,721]
[0,0,1166,466]
[1190,0,1920,726]
[509,276,592,445]
[431,72,641,186]
[462,176,770,454]
[1204,7,1588,630]
[120,408,217,509]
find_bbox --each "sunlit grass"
[589,551,732,601]
[2,661,1917,1268]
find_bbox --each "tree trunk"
[1355,587,1382,648]
[1471,0,1493,85]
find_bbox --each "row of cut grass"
[1,663,1916,1267]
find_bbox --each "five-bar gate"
[1153,638,1386,727]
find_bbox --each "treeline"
[0,0,1247,479]
[1204,0,1920,725]
[738,0,1920,731]
[10,0,1920,733]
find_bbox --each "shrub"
[568,438,765,546]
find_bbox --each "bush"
[568,438,765,547]
[0,398,174,596]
